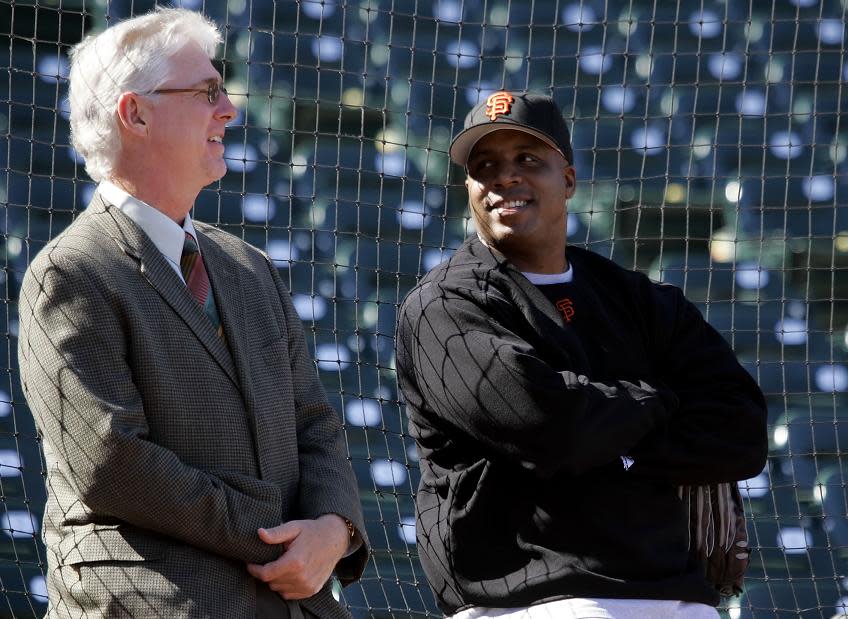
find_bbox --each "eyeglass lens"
[207,82,227,104]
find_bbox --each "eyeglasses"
[149,81,227,105]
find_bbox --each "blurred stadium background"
[0,0,847,617]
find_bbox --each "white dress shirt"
[98,180,198,282]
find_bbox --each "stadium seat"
[704,297,839,363]
[747,514,845,588]
[816,461,848,557]
[769,401,848,520]
[774,408,848,460]
[737,176,848,240]
[790,51,845,91]
[571,117,630,181]
[737,577,844,619]
[754,18,821,56]
[672,83,741,121]
[0,562,49,617]
[649,51,704,88]
[740,359,825,398]
[649,253,784,304]
[703,300,786,357]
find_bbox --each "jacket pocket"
[57,523,166,566]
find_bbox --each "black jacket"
[395,236,767,615]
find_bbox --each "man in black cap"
[394,91,768,618]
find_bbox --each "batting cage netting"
[1,0,847,617]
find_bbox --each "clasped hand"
[246,514,350,599]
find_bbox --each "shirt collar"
[98,180,198,266]
[522,263,573,285]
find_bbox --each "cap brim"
[449,122,564,166]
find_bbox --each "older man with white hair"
[17,8,367,619]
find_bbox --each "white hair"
[68,8,222,182]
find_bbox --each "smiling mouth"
[492,199,530,214]
[207,136,223,144]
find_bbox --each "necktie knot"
[181,232,201,278]
[182,232,199,258]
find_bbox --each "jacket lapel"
[194,228,256,415]
[196,229,272,478]
[88,193,240,389]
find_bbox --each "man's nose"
[492,162,521,187]
[216,91,238,122]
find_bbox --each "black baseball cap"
[449,91,574,167]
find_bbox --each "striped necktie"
[180,231,224,338]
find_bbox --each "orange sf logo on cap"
[486,92,514,121]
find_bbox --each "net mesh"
[1,0,847,617]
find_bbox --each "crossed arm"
[396,282,672,478]
[397,278,766,484]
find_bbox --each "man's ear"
[563,164,576,199]
[116,92,150,138]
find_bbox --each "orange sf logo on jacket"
[556,298,574,322]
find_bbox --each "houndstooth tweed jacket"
[17,192,368,618]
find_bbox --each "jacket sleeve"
[265,257,369,585]
[396,280,671,479]
[628,283,769,484]
[18,246,288,565]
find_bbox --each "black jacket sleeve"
[396,280,672,479]
[628,282,769,484]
